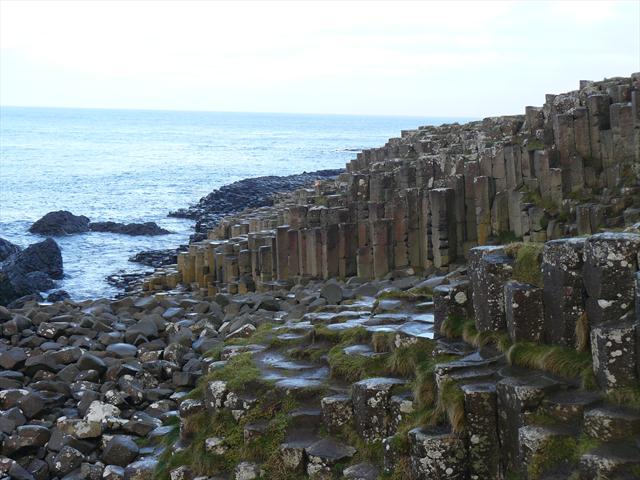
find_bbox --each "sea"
[0,107,468,300]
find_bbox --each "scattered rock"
[29,210,90,235]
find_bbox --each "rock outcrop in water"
[0,238,63,306]
[29,211,90,236]
[89,221,171,236]
[29,211,171,237]
[2,73,640,479]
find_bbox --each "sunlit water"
[0,107,468,300]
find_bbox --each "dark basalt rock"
[29,210,90,235]
[89,221,171,236]
[0,238,63,306]
[0,237,21,262]
[168,169,344,235]
[128,248,182,267]
[46,290,70,302]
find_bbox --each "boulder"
[29,210,90,235]
[89,221,170,236]
[0,237,21,262]
[101,436,139,467]
[0,238,63,305]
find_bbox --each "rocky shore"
[168,169,344,240]
[2,73,640,480]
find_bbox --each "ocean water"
[0,107,466,300]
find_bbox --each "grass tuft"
[200,353,262,392]
[504,242,544,287]
[372,332,395,353]
[435,380,465,433]
[439,315,468,339]
[506,342,595,388]
[327,344,389,382]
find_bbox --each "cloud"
[1,0,638,115]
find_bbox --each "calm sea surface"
[0,107,467,299]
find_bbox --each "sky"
[0,0,638,117]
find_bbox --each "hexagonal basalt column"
[590,320,638,390]
[504,281,544,343]
[408,426,467,480]
[542,238,585,346]
[351,377,405,441]
[471,250,514,333]
[496,374,563,473]
[433,280,471,338]
[461,383,499,480]
[583,232,640,325]
[321,394,353,433]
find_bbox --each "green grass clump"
[527,435,601,480]
[372,332,395,353]
[504,242,544,287]
[506,342,595,388]
[386,341,431,377]
[439,315,469,339]
[327,344,389,382]
[461,321,512,353]
[434,380,465,433]
[156,393,298,479]
[226,322,286,348]
[376,286,433,301]
[201,353,262,392]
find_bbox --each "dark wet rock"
[106,343,138,358]
[77,353,107,375]
[0,238,63,305]
[52,445,84,475]
[101,435,139,467]
[29,210,90,235]
[89,221,170,236]
[320,281,344,305]
[0,237,21,262]
[6,293,44,309]
[47,290,70,302]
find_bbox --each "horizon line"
[0,103,480,121]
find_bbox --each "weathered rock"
[351,377,405,440]
[52,445,84,475]
[29,210,90,235]
[590,320,637,390]
[461,383,499,480]
[408,427,467,479]
[305,438,356,477]
[320,394,353,433]
[504,281,544,343]
[471,250,513,333]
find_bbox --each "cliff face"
[136,74,640,480]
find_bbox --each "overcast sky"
[1,0,638,117]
